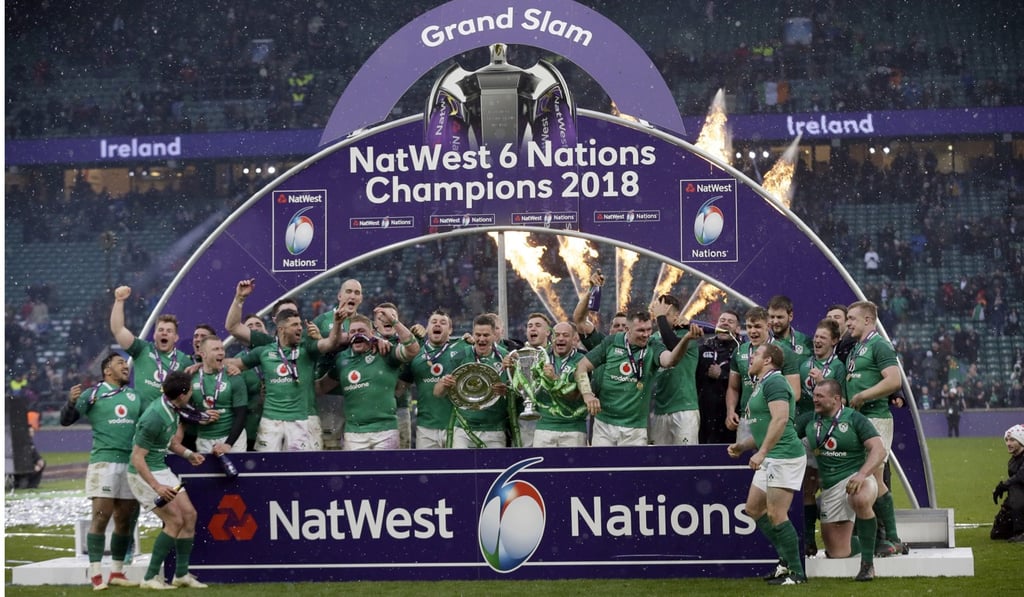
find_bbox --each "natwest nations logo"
[208,494,258,541]
[285,206,317,255]
[694,196,725,245]
[478,457,546,573]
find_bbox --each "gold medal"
[813,448,821,456]
[636,381,644,391]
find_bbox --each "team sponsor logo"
[618,362,633,376]
[511,211,578,226]
[430,213,497,227]
[349,216,415,229]
[285,206,317,255]
[693,196,725,245]
[430,363,444,376]
[115,404,128,418]
[348,370,362,384]
[479,457,546,573]
[208,494,259,541]
[276,364,291,377]
[593,209,660,223]
[823,436,838,451]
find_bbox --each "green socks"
[86,532,106,563]
[772,521,804,577]
[110,533,132,565]
[175,538,194,577]
[873,491,901,542]
[855,517,877,564]
[145,532,176,580]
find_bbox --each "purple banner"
[170,447,796,581]
[9,107,1022,166]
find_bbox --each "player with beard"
[576,311,700,447]
[826,304,857,363]
[845,300,909,556]
[60,353,142,590]
[226,279,332,450]
[191,336,248,455]
[235,299,348,452]
[532,321,589,447]
[649,295,704,445]
[726,307,802,446]
[796,379,885,581]
[728,344,808,585]
[798,318,846,555]
[316,311,419,450]
[434,314,511,448]
[768,295,813,357]
[396,309,455,448]
[696,309,741,444]
[110,286,190,410]
[189,324,216,365]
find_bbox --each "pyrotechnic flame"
[695,89,732,166]
[762,134,803,209]
[681,281,727,322]
[490,231,568,322]
[615,247,640,312]
[652,263,686,304]
[557,236,599,296]
[610,100,639,123]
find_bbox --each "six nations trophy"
[425,43,577,153]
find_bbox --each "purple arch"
[319,0,684,146]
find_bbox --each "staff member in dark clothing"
[696,309,741,444]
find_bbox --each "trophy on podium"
[425,43,577,153]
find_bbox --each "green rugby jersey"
[190,369,247,440]
[240,338,323,422]
[746,370,804,459]
[328,347,404,433]
[129,398,179,474]
[77,382,142,464]
[798,407,879,488]
[584,332,667,429]
[797,353,847,416]
[845,332,899,419]
[127,338,190,409]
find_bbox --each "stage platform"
[12,555,152,586]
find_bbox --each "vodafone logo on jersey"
[348,370,362,384]
[618,362,633,376]
[115,404,128,418]
[430,363,444,376]
[276,364,290,377]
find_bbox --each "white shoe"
[140,577,177,590]
[172,574,208,588]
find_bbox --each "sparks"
[694,89,732,166]
[762,134,802,209]
[491,231,568,322]
[615,247,640,312]
[681,281,727,322]
[557,236,599,296]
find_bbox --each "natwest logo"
[208,494,259,541]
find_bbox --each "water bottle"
[219,454,239,479]
[154,482,185,508]
[587,271,603,311]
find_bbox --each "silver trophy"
[425,43,577,152]
[509,347,547,422]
